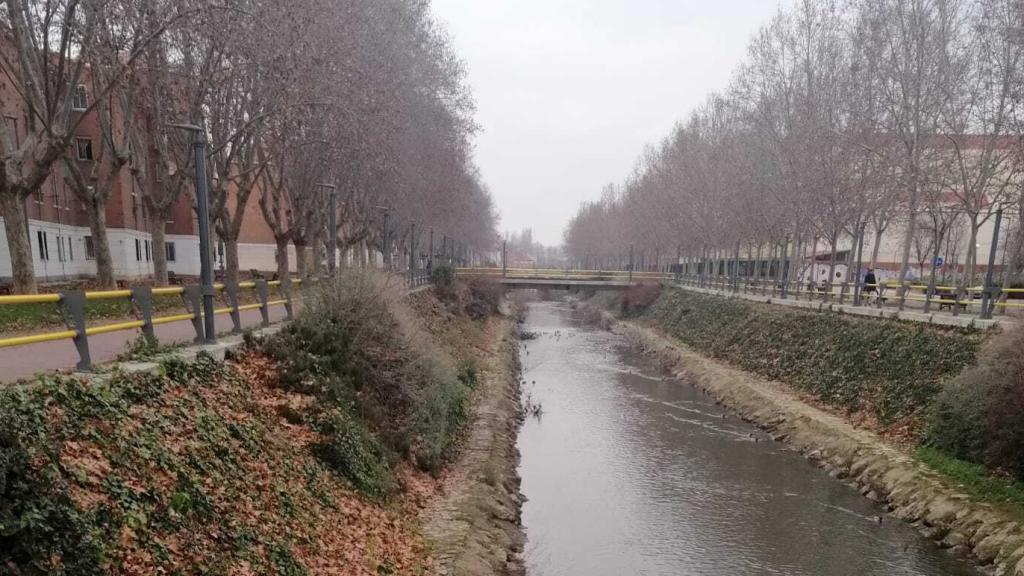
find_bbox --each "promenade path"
[0,304,289,384]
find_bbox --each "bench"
[936,291,968,312]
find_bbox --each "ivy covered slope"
[639,288,984,427]
[0,271,500,576]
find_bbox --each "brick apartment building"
[0,71,300,286]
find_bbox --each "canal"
[517,300,979,576]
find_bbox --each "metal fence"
[0,271,434,372]
[672,270,1024,320]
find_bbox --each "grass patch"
[915,446,1024,508]
[641,288,983,425]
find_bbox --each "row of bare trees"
[0,0,498,294]
[564,0,1024,292]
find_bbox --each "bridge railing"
[456,267,673,282]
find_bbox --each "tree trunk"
[152,219,169,286]
[224,237,240,285]
[0,192,36,294]
[311,231,324,277]
[294,239,308,278]
[275,236,290,282]
[869,226,884,270]
[85,198,116,289]
[897,176,921,309]
[965,217,980,289]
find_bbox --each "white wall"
[0,216,207,285]
[166,234,201,277]
[0,217,97,283]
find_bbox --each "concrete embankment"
[579,300,1024,576]
[423,313,526,576]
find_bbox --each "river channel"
[517,299,979,576]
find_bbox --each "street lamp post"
[170,123,216,344]
[374,206,390,269]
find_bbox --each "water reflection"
[517,301,978,576]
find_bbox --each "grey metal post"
[780,236,791,299]
[255,279,270,326]
[409,222,416,285]
[981,207,1004,319]
[853,223,866,306]
[328,187,337,275]
[60,291,91,371]
[183,285,204,343]
[131,286,156,345]
[382,209,389,268]
[628,245,634,283]
[281,279,293,320]
[226,283,242,333]
[502,240,507,277]
[733,242,741,293]
[190,127,217,343]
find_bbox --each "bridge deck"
[498,278,636,289]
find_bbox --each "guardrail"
[0,270,437,373]
[410,269,433,288]
[0,278,307,371]
[673,272,1024,318]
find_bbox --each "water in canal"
[517,300,979,576]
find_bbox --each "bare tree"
[0,0,178,292]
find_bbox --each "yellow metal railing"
[0,277,306,370]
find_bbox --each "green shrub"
[264,270,473,482]
[457,359,480,388]
[431,264,456,296]
[313,411,391,499]
[925,328,1024,477]
[464,278,502,319]
[643,288,981,424]
[0,388,107,576]
[915,446,1024,507]
[621,284,662,317]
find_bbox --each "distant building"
[0,55,299,286]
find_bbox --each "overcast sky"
[430,0,793,246]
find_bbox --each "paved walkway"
[672,283,1012,329]
[1,305,290,384]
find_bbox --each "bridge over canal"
[455,268,671,290]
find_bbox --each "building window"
[75,138,93,161]
[135,238,141,261]
[67,237,73,261]
[166,241,177,262]
[56,235,65,262]
[72,85,88,111]
[84,236,95,260]
[145,239,151,262]
[36,230,49,261]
